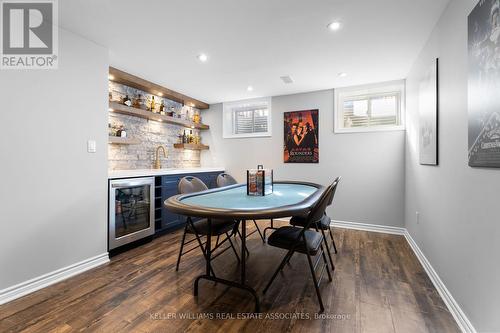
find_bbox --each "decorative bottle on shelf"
[182,130,187,144]
[189,130,193,143]
[133,94,142,108]
[159,100,165,115]
[123,95,132,107]
[116,126,127,138]
[149,96,156,113]
[193,111,201,124]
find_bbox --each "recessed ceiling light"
[108,74,114,80]
[109,108,114,112]
[247,86,254,92]
[327,21,342,31]
[338,72,347,77]
[158,92,163,96]
[197,53,208,62]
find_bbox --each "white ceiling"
[60,0,449,104]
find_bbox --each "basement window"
[223,97,272,138]
[334,80,405,133]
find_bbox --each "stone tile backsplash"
[108,82,202,171]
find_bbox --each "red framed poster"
[284,109,319,163]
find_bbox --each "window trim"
[334,80,406,134]
[223,97,272,139]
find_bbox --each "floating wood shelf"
[173,143,209,150]
[108,136,140,145]
[109,67,209,110]
[109,101,209,130]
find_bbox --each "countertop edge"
[108,167,225,179]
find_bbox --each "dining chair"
[289,177,341,270]
[216,173,266,243]
[263,183,334,313]
[175,176,240,277]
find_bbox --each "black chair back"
[303,184,334,230]
[178,176,208,194]
[327,176,341,206]
[216,173,238,187]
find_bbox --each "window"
[223,97,272,138]
[334,80,405,133]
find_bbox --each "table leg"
[194,218,260,312]
[241,219,246,284]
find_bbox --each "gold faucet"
[153,145,168,169]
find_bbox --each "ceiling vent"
[280,75,294,84]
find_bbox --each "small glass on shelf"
[247,165,273,196]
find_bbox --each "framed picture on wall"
[283,109,319,163]
[419,58,439,165]
[467,0,500,168]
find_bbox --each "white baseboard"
[331,219,406,235]
[330,220,476,333]
[0,253,109,305]
[403,232,476,333]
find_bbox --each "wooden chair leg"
[175,224,189,271]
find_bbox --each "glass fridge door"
[114,185,151,238]
[109,177,155,250]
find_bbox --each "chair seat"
[267,226,323,255]
[290,213,331,230]
[187,218,235,236]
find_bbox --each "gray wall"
[405,0,500,331]
[202,89,405,227]
[0,28,109,290]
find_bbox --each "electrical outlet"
[416,211,420,224]
[87,140,96,153]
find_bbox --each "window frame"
[223,97,272,139]
[334,80,406,134]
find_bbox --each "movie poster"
[284,109,319,163]
[468,0,500,167]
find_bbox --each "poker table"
[165,181,324,312]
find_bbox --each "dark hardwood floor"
[0,222,460,333]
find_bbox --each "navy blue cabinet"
[156,171,222,234]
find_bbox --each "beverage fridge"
[108,177,155,250]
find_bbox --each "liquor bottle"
[189,130,193,143]
[150,96,156,112]
[159,100,165,115]
[123,95,131,107]
[182,130,187,144]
